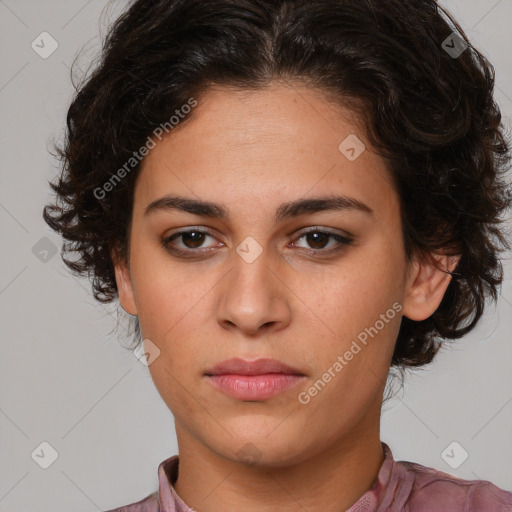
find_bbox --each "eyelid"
[294,225,353,239]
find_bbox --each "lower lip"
[206,374,305,400]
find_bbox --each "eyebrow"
[144,194,374,221]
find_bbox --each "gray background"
[0,1,511,511]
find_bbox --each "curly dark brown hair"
[43,0,512,372]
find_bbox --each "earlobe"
[402,253,460,322]
[111,247,138,316]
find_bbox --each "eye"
[161,228,220,256]
[292,228,354,253]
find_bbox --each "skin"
[113,81,459,512]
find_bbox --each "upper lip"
[205,358,305,376]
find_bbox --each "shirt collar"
[156,441,407,512]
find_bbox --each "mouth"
[204,357,305,377]
[204,358,306,401]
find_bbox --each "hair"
[43,0,511,378]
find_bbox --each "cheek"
[130,269,212,381]
[352,231,406,308]
[129,249,202,339]
[303,240,405,373]
[313,253,403,334]
[147,361,200,422]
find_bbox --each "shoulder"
[102,491,159,512]
[397,459,512,511]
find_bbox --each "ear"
[111,246,138,316]
[402,252,460,321]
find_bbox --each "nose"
[216,245,292,337]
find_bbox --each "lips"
[204,357,305,376]
[204,358,306,400]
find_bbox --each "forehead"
[133,82,396,219]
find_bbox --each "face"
[113,82,454,467]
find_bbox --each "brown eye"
[180,231,207,249]
[161,229,218,256]
[304,232,330,249]
[293,228,354,253]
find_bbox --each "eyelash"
[161,227,354,258]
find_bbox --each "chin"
[213,429,314,468]
[225,442,304,468]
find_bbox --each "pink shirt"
[104,442,512,511]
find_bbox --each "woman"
[43,0,512,510]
